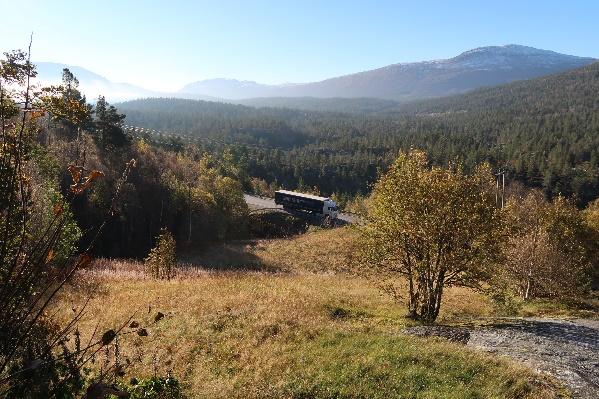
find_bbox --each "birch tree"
[361,150,503,323]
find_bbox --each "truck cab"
[323,199,339,219]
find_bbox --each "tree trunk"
[524,268,532,300]
[407,274,418,319]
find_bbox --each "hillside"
[55,228,572,398]
[398,60,599,115]
[118,61,599,205]
[179,45,595,101]
[235,96,401,113]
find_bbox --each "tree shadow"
[494,319,599,348]
[178,240,279,272]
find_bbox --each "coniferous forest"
[119,61,599,206]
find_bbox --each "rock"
[403,325,471,344]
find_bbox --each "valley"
[2,4,599,397]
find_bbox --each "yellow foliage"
[361,150,503,322]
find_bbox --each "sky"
[1,0,598,92]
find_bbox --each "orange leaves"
[53,202,63,216]
[45,249,55,263]
[29,109,45,118]
[67,164,84,184]
[76,253,93,269]
[68,164,104,195]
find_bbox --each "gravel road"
[467,318,599,398]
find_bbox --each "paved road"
[243,194,358,224]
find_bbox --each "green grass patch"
[224,332,557,399]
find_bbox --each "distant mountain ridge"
[34,45,596,105]
[34,62,164,102]
[180,45,595,101]
[33,62,222,103]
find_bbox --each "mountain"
[179,45,596,101]
[180,79,280,100]
[34,62,163,102]
[397,59,599,116]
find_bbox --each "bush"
[582,198,599,289]
[124,377,186,399]
[145,230,177,280]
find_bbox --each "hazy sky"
[1,0,597,91]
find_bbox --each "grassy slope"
[58,228,566,398]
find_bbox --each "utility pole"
[495,169,506,208]
[502,171,505,208]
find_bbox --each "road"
[243,194,358,224]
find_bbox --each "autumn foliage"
[502,192,595,299]
[145,229,177,280]
[361,150,503,323]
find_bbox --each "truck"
[274,190,339,220]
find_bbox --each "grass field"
[56,227,571,398]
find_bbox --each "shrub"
[582,198,599,289]
[124,376,186,399]
[145,230,177,280]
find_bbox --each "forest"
[119,61,599,206]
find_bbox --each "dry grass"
[255,226,361,273]
[55,227,567,398]
[177,226,360,273]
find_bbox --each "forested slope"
[399,61,599,115]
[118,62,599,205]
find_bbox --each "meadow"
[54,228,577,398]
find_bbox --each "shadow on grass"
[248,211,311,238]
[179,240,279,272]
